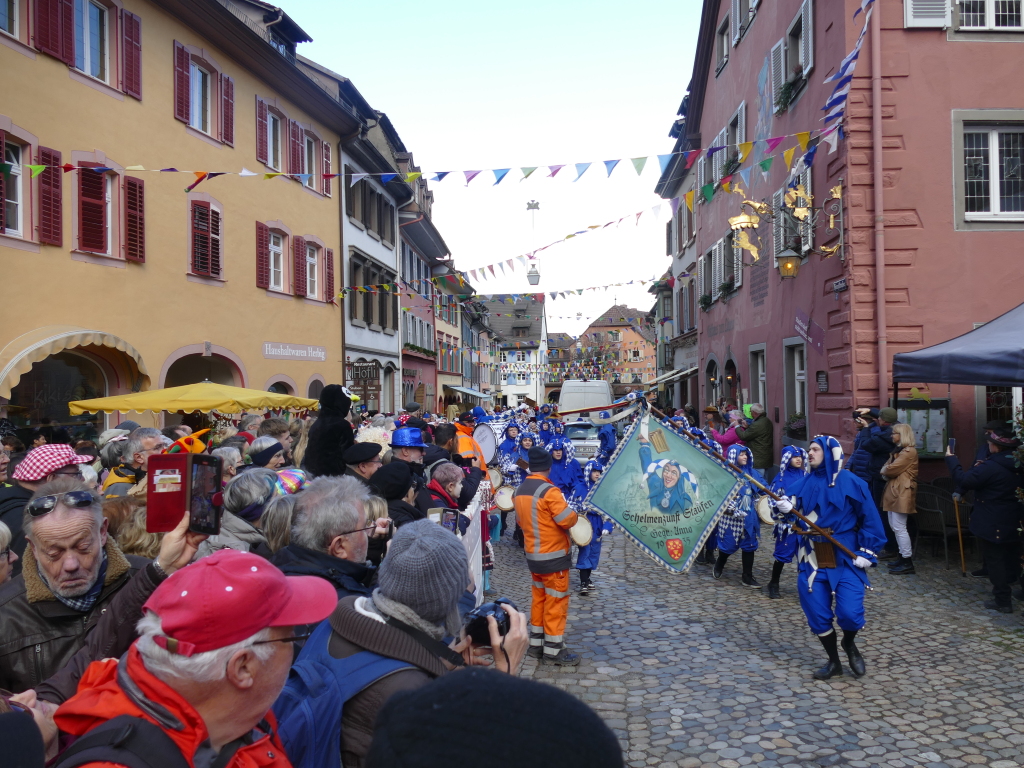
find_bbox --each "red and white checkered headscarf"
[12,444,94,481]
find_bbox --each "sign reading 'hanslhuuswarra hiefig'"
[262,343,328,362]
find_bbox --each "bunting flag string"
[822,0,875,125]
[12,128,831,187]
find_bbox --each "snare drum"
[756,496,775,525]
[494,485,515,511]
[487,467,502,488]
[570,516,593,547]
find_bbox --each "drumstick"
[648,405,856,560]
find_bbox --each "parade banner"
[586,419,743,574]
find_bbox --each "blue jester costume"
[712,445,766,587]
[790,435,886,680]
[770,447,810,564]
[596,411,618,463]
[687,427,724,564]
[499,432,537,488]
[547,437,585,499]
[573,459,614,593]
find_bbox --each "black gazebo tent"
[892,301,1024,387]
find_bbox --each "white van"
[556,380,613,419]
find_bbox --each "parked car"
[563,420,601,465]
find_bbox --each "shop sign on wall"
[263,343,327,362]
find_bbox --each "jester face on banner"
[585,411,744,573]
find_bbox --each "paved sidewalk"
[489,528,1024,768]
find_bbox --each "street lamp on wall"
[776,247,802,279]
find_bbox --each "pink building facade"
[658,0,1024,469]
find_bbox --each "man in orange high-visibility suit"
[455,411,488,474]
[514,446,581,666]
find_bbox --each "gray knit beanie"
[378,519,469,630]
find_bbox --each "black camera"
[463,597,517,645]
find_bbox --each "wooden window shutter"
[191,201,213,275]
[174,42,190,122]
[770,40,785,114]
[801,0,814,76]
[38,147,62,246]
[712,242,724,301]
[772,189,785,265]
[697,255,704,299]
[58,0,74,66]
[0,133,5,232]
[78,167,107,253]
[391,281,398,328]
[665,222,673,256]
[696,156,706,201]
[220,75,234,146]
[733,237,743,288]
[905,0,949,27]
[121,11,142,99]
[124,176,145,262]
[737,102,746,145]
[293,236,307,296]
[289,121,302,176]
[34,0,63,58]
[255,221,270,289]
[256,98,268,165]
[345,166,355,216]
[209,208,222,277]
[349,262,360,320]
[325,248,335,303]
[322,142,332,196]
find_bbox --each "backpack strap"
[53,715,191,768]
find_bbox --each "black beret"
[343,442,383,465]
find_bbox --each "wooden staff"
[953,495,967,576]
[647,405,858,559]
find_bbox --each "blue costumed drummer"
[773,435,886,680]
[764,446,810,599]
[596,411,617,463]
[687,426,725,566]
[713,444,766,587]
[572,459,614,595]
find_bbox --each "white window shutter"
[697,254,705,297]
[737,102,746,145]
[802,0,815,77]
[773,189,785,265]
[733,238,743,288]
[800,168,813,252]
[732,0,741,43]
[751,0,760,8]
[712,242,724,300]
[697,156,706,201]
[905,0,949,27]
[770,40,785,114]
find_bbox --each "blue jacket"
[947,451,1024,542]
[598,424,617,456]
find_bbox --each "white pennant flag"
[239,167,259,177]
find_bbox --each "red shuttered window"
[0,133,6,232]
[322,142,332,196]
[220,75,234,146]
[325,248,335,304]
[173,41,189,123]
[191,201,222,277]
[38,147,63,246]
[255,97,268,165]
[121,11,142,99]
[255,221,270,289]
[292,236,307,297]
[78,167,108,253]
[289,121,302,176]
[124,176,144,262]
[34,0,62,58]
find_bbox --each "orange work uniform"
[514,473,578,659]
[455,421,488,474]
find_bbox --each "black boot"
[713,552,729,580]
[765,561,784,599]
[889,558,915,575]
[697,544,715,565]
[814,631,844,680]
[741,550,761,588]
[886,555,905,571]
[841,630,866,677]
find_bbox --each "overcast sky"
[291,0,701,336]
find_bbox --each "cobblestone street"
[490,528,1024,768]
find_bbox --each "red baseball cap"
[12,444,94,481]
[143,550,337,656]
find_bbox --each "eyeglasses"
[0,548,11,563]
[27,490,95,517]
[335,524,378,537]
[252,631,312,647]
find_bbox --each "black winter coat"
[0,483,31,578]
[947,451,1024,543]
[271,544,375,598]
[304,384,355,478]
[387,498,426,528]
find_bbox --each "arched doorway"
[165,355,237,388]
[268,381,293,395]
[307,379,324,400]
[723,359,738,406]
[7,350,107,442]
[704,359,719,407]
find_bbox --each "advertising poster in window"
[586,418,743,573]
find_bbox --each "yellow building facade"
[0,0,358,437]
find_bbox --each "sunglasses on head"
[27,490,95,517]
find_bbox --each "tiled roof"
[478,297,545,346]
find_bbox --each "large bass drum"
[473,422,504,465]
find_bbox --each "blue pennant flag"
[380,173,397,183]
[604,159,620,177]
[493,168,511,185]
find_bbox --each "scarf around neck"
[371,588,456,640]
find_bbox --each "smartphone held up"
[147,454,223,535]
